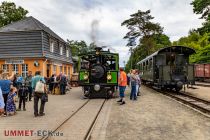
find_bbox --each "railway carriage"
[137,46,195,92]
[78,47,119,98]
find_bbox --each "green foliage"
[67,40,88,56]
[174,31,210,63]
[191,0,210,34]
[125,34,171,71]
[0,1,28,27]
[121,10,163,39]
[191,0,210,20]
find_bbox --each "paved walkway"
[0,88,86,140]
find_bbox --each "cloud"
[2,0,204,66]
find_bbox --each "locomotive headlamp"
[83,74,88,80]
[83,72,89,80]
[107,74,112,80]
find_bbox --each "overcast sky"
[3,0,204,66]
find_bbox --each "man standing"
[117,68,127,105]
[59,74,67,95]
[130,69,137,100]
[32,71,46,117]
[25,71,33,101]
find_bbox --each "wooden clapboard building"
[0,16,73,78]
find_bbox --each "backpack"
[35,80,45,93]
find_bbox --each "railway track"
[41,99,106,140]
[165,92,210,116]
[195,82,210,87]
[146,85,210,117]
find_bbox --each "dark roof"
[0,16,65,42]
[137,46,196,64]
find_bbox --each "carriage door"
[155,54,165,81]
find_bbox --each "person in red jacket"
[117,68,127,105]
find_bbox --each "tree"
[67,40,88,56]
[191,0,210,20]
[0,1,28,27]
[191,0,210,34]
[121,10,163,39]
[122,10,168,70]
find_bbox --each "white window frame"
[66,48,69,57]
[68,67,70,76]
[53,65,56,74]
[50,40,54,53]
[60,45,63,55]
[2,64,9,73]
[60,66,63,73]
[22,64,28,77]
[64,66,67,75]
[12,64,19,75]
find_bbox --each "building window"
[64,66,67,75]
[50,41,54,52]
[66,48,69,57]
[2,64,9,73]
[22,64,28,77]
[12,64,19,75]
[68,67,70,76]
[60,66,63,73]
[60,45,63,55]
[53,65,56,74]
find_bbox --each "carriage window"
[176,54,185,65]
[146,60,149,70]
[149,59,152,69]
[166,53,175,65]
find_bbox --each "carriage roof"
[137,46,195,65]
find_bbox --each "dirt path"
[105,86,210,140]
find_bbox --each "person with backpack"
[59,74,67,95]
[32,71,46,117]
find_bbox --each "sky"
[2,0,204,66]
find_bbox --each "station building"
[0,16,73,78]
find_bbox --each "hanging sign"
[5,59,24,64]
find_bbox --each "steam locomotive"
[78,47,119,98]
[137,46,195,92]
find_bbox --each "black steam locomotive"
[78,47,119,98]
[137,46,195,92]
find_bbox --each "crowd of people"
[118,68,141,105]
[0,70,69,117]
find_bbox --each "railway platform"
[0,88,87,140]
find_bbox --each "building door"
[47,64,51,77]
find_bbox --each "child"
[17,83,28,111]
[6,87,17,116]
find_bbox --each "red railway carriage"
[195,64,210,81]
